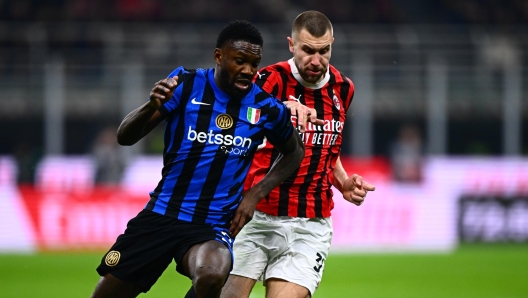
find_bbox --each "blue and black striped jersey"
[144,67,294,228]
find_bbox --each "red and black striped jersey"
[244,58,355,218]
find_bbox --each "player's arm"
[333,155,376,206]
[117,77,178,145]
[229,131,304,237]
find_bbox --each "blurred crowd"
[1,0,527,24]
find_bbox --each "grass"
[0,244,527,297]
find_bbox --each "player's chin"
[228,85,251,99]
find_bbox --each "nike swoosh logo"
[191,98,210,106]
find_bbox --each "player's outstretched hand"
[283,101,325,133]
[229,193,258,237]
[342,174,376,206]
[148,76,178,109]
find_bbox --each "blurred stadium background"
[0,0,527,297]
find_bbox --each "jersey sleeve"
[261,97,294,146]
[253,67,284,100]
[158,66,189,118]
[342,76,355,113]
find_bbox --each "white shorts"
[231,211,333,296]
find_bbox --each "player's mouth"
[306,68,322,76]
[234,79,251,90]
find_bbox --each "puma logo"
[288,94,302,102]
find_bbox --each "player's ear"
[287,37,294,54]
[214,48,222,65]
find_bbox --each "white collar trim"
[288,58,330,89]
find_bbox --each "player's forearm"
[248,134,304,202]
[117,101,159,146]
[332,156,348,194]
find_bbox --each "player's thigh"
[265,278,310,298]
[265,217,332,296]
[220,274,257,298]
[182,240,232,280]
[231,213,284,280]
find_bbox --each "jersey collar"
[288,58,330,90]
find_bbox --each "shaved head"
[292,10,333,39]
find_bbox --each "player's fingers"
[363,182,376,191]
[288,107,300,130]
[349,193,364,206]
[167,76,178,89]
[307,108,323,126]
[229,214,240,236]
[353,187,367,197]
[158,79,176,90]
[315,119,325,126]
[354,175,364,187]
[149,92,166,100]
[296,107,306,133]
[153,84,171,94]
[231,218,246,238]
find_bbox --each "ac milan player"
[221,11,376,298]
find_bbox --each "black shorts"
[96,209,234,293]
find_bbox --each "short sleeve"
[261,97,294,146]
[253,67,283,100]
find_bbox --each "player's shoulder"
[248,83,280,106]
[167,66,204,79]
[329,64,354,87]
[257,60,290,77]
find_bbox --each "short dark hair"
[216,20,264,49]
[292,11,333,38]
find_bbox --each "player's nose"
[310,53,322,66]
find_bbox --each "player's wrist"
[146,98,162,111]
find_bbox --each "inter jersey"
[244,59,354,218]
[145,67,294,228]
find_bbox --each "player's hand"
[342,174,376,206]
[283,101,324,133]
[229,193,259,237]
[148,76,178,110]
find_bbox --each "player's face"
[214,41,262,99]
[288,29,333,84]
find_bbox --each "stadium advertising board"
[1,156,527,252]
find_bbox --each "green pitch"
[1,244,526,297]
